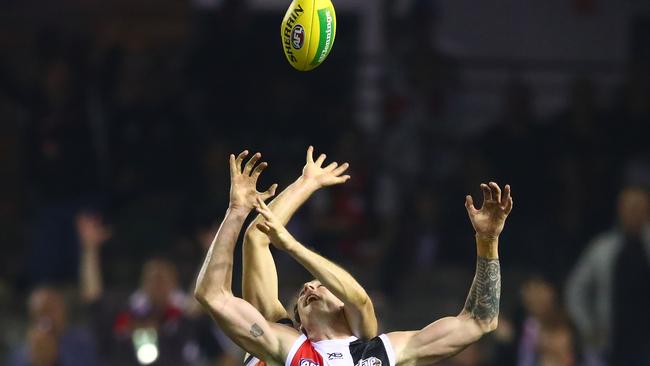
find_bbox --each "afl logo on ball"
[292,24,305,49]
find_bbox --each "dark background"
[0,0,649,365]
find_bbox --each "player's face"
[296,280,344,320]
[141,259,178,307]
[29,288,67,336]
[618,188,649,235]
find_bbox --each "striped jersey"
[244,334,396,366]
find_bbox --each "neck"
[303,311,354,342]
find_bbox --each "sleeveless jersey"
[287,334,395,366]
[244,334,396,366]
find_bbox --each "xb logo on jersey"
[356,357,382,366]
[327,352,343,360]
[299,359,319,366]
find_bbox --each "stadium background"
[0,0,649,364]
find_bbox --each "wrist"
[295,176,320,193]
[81,244,100,254]
[476,233,499,259]
[228,205,252,217]
[283,238,302,255]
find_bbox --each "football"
[280,0,337,71]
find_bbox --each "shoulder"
[285,334,318,366]
[582,230,622,261]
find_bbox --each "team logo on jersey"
[356,357,382,366]
[299,359,319,366]
[327,352,343,360]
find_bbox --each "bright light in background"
[133,328,159,365]
[136,343,159,365]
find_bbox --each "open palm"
[301,146,351,188]
[465,182,513,239]
[229,150,277,211]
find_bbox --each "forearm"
[246,177,316,241]
[461,235,501,332]
[80,247,103,303]
[286,240,370,307]
[242,178,317,319]
[195,208,249,303]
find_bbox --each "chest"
[289,339,389,366]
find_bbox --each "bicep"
[388,316,483,366]
[201,295,299,363]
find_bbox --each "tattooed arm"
[194,151,300,364]
[388,183,512,365]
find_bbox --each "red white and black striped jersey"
[244,334,396,366]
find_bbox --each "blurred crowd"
[1,0,649,365]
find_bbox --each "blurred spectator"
[76,212,238,365]
[493,275,580,366]
[6,287,100,366]
[519,276,579,366]
[566,186,650,365]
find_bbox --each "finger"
[480,183,492,203]
[255,199,273,220]
[261,184,278,200]
[324,162,338,172]
[334,175,351,184]
[251,162,268,181]
[255,206,272,221]
[501,184,511,208]
[505,196,514,215]
[244,152,261,176]
[229,154,236,178]
[465,195,478,214]
[315,154,326,167]
[256,223,271,234]
[255,196,270,211]
[235,150,249,173]
[332,163,350,176]
[306,146,314,163]
[489,182,502,203]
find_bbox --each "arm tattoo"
[250,323,264,337]
[463,257,501,322]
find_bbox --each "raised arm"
[194,151,299,363]
[388,182,513,365]
[77,213,111,303]
[255,197,378,339]
[243,146,351,322]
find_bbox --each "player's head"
[294,280,346,333]
[617,186,649,235]
[141,257,178,308]
[28,286,67,336]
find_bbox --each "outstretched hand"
[301,146,351,189]
[76,212,111,250]
[254,197,296,251]
[229,150,278,212]
[465,182,513,241]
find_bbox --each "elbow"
[478,317,498,334]
[244,222,266,242]
[193,283,209,305]
[193,285,231,314]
